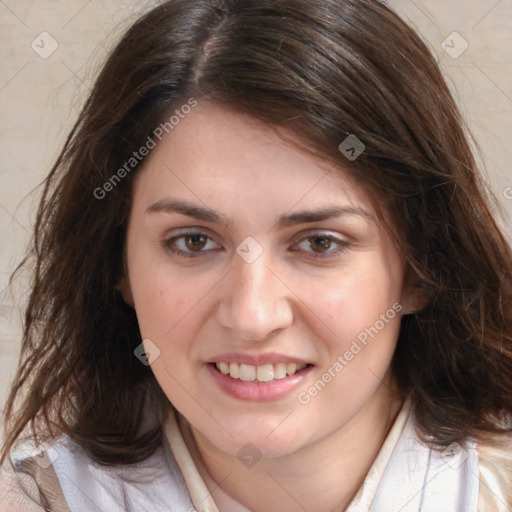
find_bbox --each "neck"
[180,385,403,512]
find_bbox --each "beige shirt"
[1,402,511,511]
[166,401,512,511]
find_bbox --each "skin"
[122,101,423,511]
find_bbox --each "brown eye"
[290,232,350,260]
[163,231,221,259]
[308,236,332,252]
[185,234,208,251]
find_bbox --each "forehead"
[131,101,376,218]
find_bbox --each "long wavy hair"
[2,0,512,465]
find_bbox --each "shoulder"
[477,431,512,512]
[371,403,511,512]
[1,434,196,512]
[0,439,68,512]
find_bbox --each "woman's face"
[123,101,416,458]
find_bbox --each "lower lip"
[206,364,313,402]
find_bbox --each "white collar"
[44,399,479,511]
[166,400,479,512]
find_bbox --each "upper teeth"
[215,362,307,382]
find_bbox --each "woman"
[1,0,511,510]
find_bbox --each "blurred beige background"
[0,0,511,430]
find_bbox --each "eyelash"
[162,230,351,260]
[290,233,351,259]
[162,231,220,259]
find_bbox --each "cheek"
[296,274,402,422]
[128,251,216,340]
[294,257,403,345]
[130,267,216,404]
[291,253,404,405]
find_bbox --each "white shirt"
[2,399,510,511]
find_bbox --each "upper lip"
[208,352,312,366]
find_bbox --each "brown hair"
[2,0,512,465]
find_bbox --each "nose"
[216,255,294,342]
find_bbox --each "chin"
[204,415,312,459]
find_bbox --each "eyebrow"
[145,199,374,227]
[277,206,374,226]
[146,199,230,226]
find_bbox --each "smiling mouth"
[212,362,310,382]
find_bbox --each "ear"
[400,264,430,315]
[117,250,135,308]
[117,275,135,308]
[401,282,430,315]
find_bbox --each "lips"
[215,361,308,382]
[206,352,313,401]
